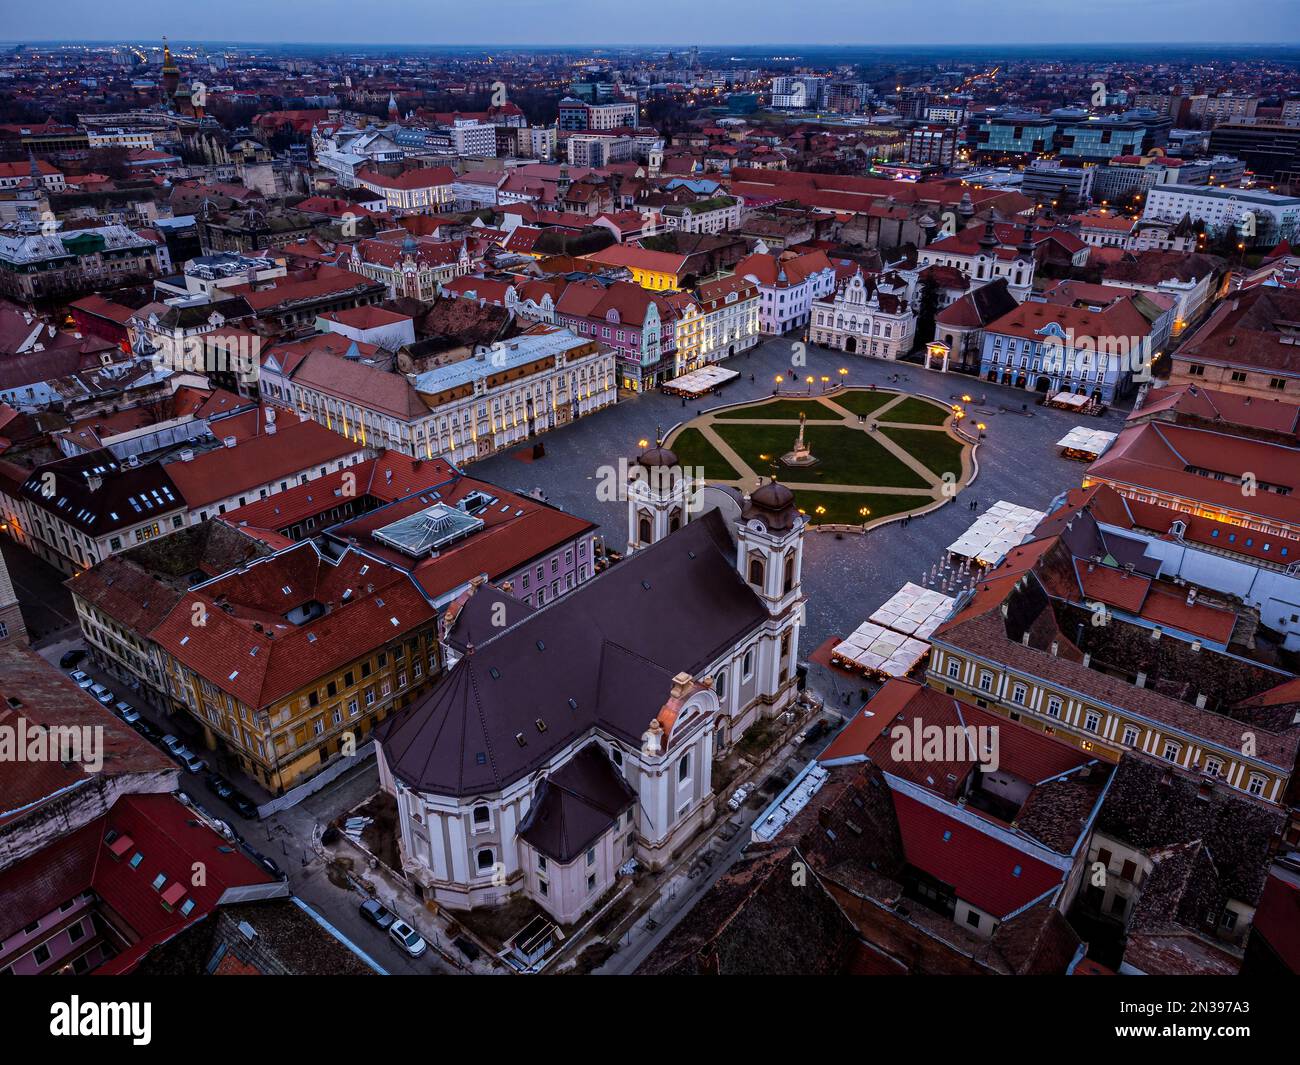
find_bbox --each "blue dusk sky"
[3,0,1299,46]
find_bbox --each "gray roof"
[377,509,765,796]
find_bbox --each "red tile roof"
[151,542,435,708]
[164,414,366,509]
[890,791,1065,918]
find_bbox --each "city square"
[469,336,1129,666]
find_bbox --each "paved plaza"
[469,336,1131,682]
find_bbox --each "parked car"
[799,720,829,746]
[244,847,284,880]
[132,719,161,742]
[60,649,86,669]
[728,782,754,810]
[69,670,93,689]
[227,791,259,820]
[389,920,427,958]
[177,748,207,774]
[161,734,185,756]
[89,684,114,706]
[206,773,234,800]
[359,898,396,931]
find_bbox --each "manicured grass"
[711,422,929,489]
[667,427,742,480]
[827,388,901,419]
[792,490,925,525]
[880,426,966,480]
[713,398,840,421]
[880,396,953,426]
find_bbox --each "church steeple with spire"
[160,37,181,105]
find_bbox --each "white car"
[389,920,428,958]
[175,747,207,774]
[161,734,185,756]
[70,670,94,689]
[728,783,754,810]
[89,683,114,706]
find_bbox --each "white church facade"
[375,444,806,925]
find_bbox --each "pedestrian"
[681,397,686,407]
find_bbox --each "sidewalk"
[323,818,503,975]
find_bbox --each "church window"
[748,557,765,587]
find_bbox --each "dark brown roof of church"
[376,509,768,795]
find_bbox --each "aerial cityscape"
[0,3,1297,1012]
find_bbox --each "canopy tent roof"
[662,365,739,397]
[869,581,958,640]
[947,500,1047,566]
[1057,426,1117,457]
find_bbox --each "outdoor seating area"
[868,581,958,640]
[1056,426,1117,461]
[661,365,739,397]
[830,620,932,679]
[947,500,1047,568]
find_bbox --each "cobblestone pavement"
[469,336,1131,674]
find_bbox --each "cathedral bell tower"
[626,430,694,552]
[735,478,804,618]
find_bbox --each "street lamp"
[805,375,814,394]
[820,375,830,391]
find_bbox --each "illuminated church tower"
[160,37,180,105]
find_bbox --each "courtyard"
[666,388,972,527]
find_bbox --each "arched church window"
[476,848,494,871]
[669,508,682,533]
[748,557,765,587]
[783,553,795,594]
[473,805,491,826]
[638,512,652,544]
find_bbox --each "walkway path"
[671,389,975,526]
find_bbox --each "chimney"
[1082,652,1091,668]
[1050,641,1059,656]
[670,671,694,700]
[1150,626,1162,640]
[1195,693,1207,709]
[1191,639,1202,653]
[223,435,237,448]
[1021,632,1031,646]
[1135,671,1147,688]
[1186,587,1197,606]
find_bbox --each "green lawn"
[880,427,966,480]
[880,396,953,426]
[826,388,901,419]
[666,427,742,480]
[710,422,929,489]
[713,398,841,421]
[792,490,925,525]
